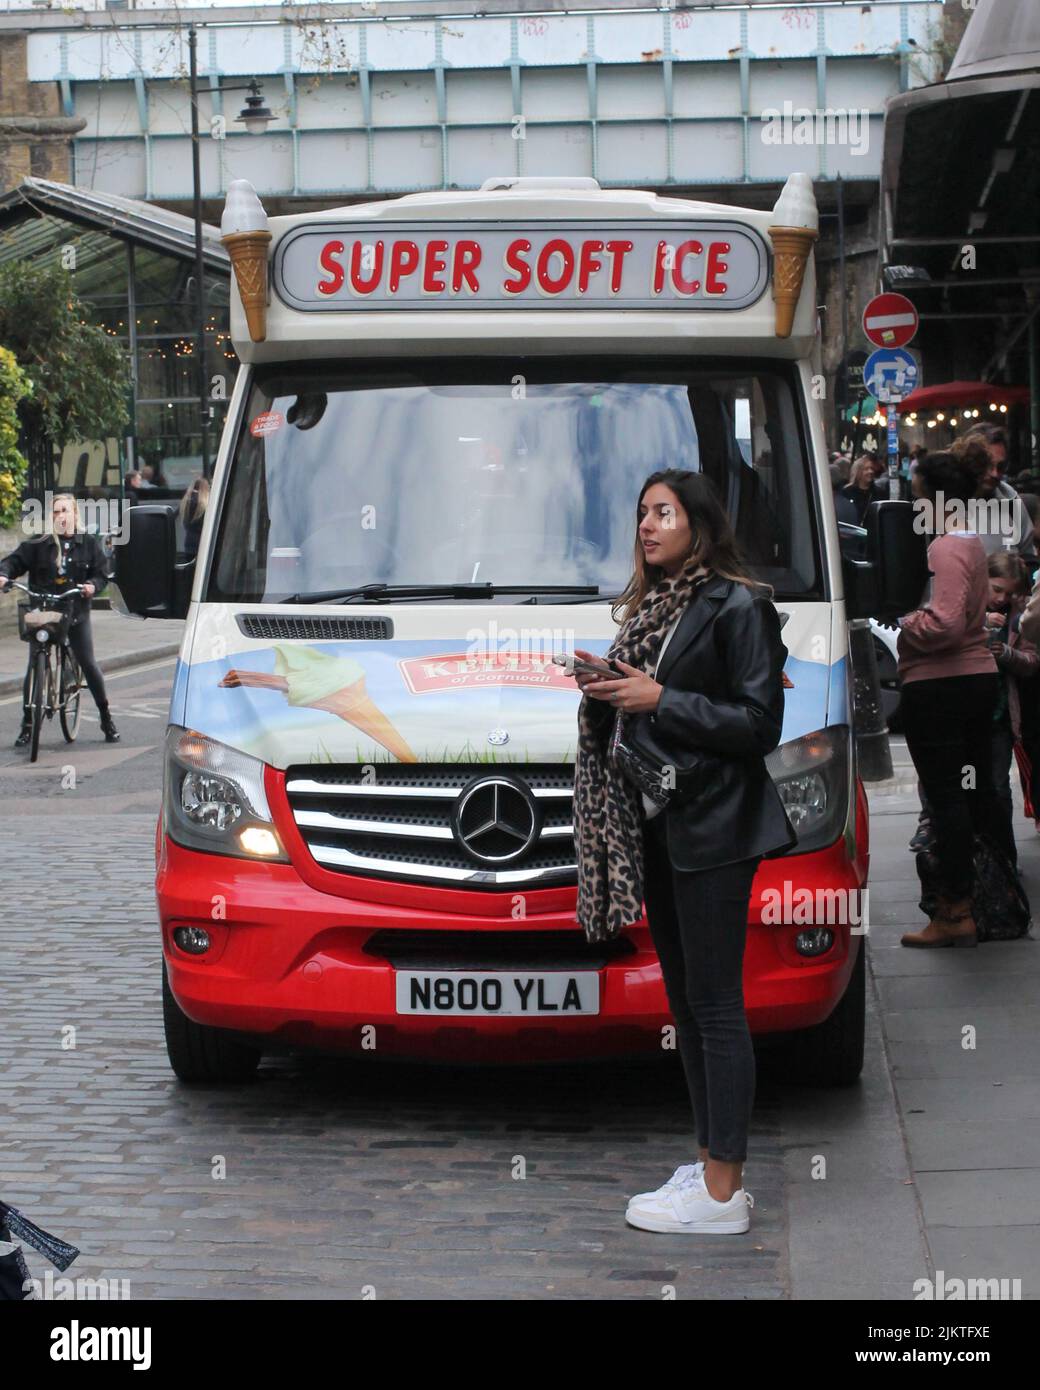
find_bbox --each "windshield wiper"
[282,583,600,605]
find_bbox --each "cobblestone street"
[5,812,791,1300]
[5,658,1037,1303]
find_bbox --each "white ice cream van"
[116,173,924,1084]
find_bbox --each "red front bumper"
[156,773,869,1062]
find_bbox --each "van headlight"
[766,725,851,855]
[163,726,288,860]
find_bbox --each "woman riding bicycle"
[0,492,119,747]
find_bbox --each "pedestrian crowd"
[848,423,1040,945]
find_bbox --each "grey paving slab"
[883,1005,1038,1041]
[915,1170,1040,1229]
[868,942,1038,977]
[925,1226,1039,1299]
[876,973,1040,1010]
[903,1117,1040,1172]
[887,1038,1040,1080]
[777,953,929,1301]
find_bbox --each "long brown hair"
[612,469,765,624]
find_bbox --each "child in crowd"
[985,552,1040,855]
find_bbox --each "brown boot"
[901,896,978,949]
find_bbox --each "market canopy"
[898,381,1030,412]
[879,0,1040,387]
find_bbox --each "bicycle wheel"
[60,646,82,742]
[28,648,46,763]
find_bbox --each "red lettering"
[706,241,730,295]
[389,240,421,293]
[422,239,449,294]
[349,240,383,295]
[452,240,482,293]
[652,241,668,295]
[536,238,575,294]
[503,238,532,294]
[577,239,604,293]
[604,239,633,294]
[671,240,703,296]
[317,240,345,296]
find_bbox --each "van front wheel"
[784,940,865,1087]
[162,961,261,1083]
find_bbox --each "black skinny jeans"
[21,616,108,718]
[901,672,1015,899]
[642,810,760,1164]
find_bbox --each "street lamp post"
[187,24,273,480]
[187,25,208,479]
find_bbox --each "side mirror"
[114,504,192,618]
[841,501,928,620]
[839,521,877,619]
[865,500,929,619]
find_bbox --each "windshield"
[207,357,822,603]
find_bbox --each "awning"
[897,381,1030,411]
[0,177,228,271]
[879,0,1040,387]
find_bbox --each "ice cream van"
[117,172,924,1084]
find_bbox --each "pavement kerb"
[0,643,182,697]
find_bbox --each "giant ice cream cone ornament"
[221,179,271,343]
[768,173,819,340]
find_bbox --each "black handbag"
[609,708,721,810]
[915,834,1032,942]
[0,1201,79,1301]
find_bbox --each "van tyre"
[784,940,865,1087]
[162,961,261,1083]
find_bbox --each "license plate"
[395,970,600,1016]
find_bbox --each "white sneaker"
[626,1170,754,1235]
[627,1161,704,1207]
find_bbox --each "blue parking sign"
[864,348,920,404]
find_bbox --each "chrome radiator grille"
[284,763,577,888]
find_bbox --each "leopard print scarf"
[575,559,713,943]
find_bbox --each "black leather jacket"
[613,573,797,871]
[0,532,109,623]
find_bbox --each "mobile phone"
[553,654,619,677]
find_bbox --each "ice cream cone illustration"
[221,180,271,343]
[219,645,418,762]
[768,173,819,340]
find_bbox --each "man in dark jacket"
[0,493,120,746]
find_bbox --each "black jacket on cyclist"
[1,532,115,734]
[0,533,109,621]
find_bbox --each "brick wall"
[0,34,83,194]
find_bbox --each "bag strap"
[0,1202,79,1272]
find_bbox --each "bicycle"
[9,582,86,763]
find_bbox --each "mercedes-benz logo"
[452,776,539,865]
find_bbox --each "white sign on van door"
[273,221,769,311]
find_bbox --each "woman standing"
[898,451,1018,946]
[178,476,210,559]
[570,470,795,1235]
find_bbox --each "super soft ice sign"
[272,221,769,311]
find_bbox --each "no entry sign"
[863,292,918,349]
